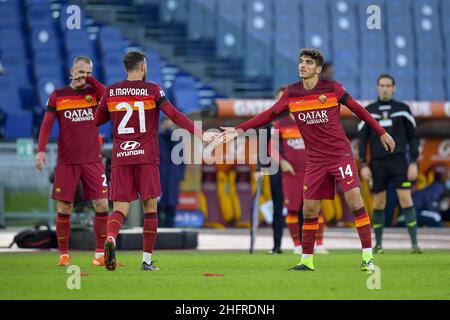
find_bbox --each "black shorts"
[370,154,412,193]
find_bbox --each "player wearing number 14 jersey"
[222,49,396,272]
[95,51,214,271]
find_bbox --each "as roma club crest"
[85,95,93,103]
[319,94,327,104]
[303,185,308,193]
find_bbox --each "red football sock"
[286,211,301,246]
[143,212,158,253]
[316,214,325,246]
[94,212,108,253]
[353,207,372,249]
[302,217,319,254]
[56,213,71,255]
[107,211,125,240]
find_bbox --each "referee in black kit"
[358,74,422,254]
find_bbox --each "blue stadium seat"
[104,75,125,86]
[37,77,64,110]
[417,67,445,101]
[33,52,63,79]
[146,50,164,85]
[0,4,21,28]
[187,0,217,41]
[216,0,245,59]
[26,4,53,28]
[25,0,50,8]
[390,73,415,101]
[273,0,302,89]
[4,111,33,139]
[31,28,59,53]
[0,28,26,53]
[172,73,199,112]
[244,0,273,78]
[0,51,31,88]
[102,52,126,80]
[160,0,189,24]
[334,68,359,98]
[0,77,23,114]
[98,26,124,54]
[64,30,93,54]
[302,0,331,58]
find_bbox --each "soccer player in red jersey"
[272,113,328,255]
[95,51,216,271]
[221,49,395,271]
[35,56,110,267]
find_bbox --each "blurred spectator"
[158,117,185,228]
[409,166,449,227]
[321,62,334,81]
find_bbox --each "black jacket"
[358,99,419,164]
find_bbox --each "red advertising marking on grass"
[203,273,224,277]
[80,273,90,277]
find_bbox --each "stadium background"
[0,0,449,231]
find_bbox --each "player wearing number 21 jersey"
[94,51,212,271]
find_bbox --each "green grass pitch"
[0,250,449,300]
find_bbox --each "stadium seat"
[64,30,93,55]
[0,28,26,53]
[302,0,331,58]
[33,52,63,79]
[26,4,53,28]
[50,119,59,140]
[31,28,59,53]
[0,77,22,114]
[172,73,199,112]
[146,50,164,85]
[417,68,446,101]
[187,0,217,41]
[273,0,302,89]
[37,77,64,109]
[244,0,273,78]
[98,26,124,54]
[0,4,21,28]
[159,0,189,24]
[216,0,245,59]
[102,51,126,80]
[4,111,34,139]
[0,51,31,88]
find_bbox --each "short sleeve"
[46,91,57,112]
[155,85,168,108]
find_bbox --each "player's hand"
[70,74,87,81]
[35,152,47,171]
[360,165,372,181]
[280,159,295,176]
[407,162,418,181]
[219,127,239,144]
[202,132,221,146]
[380,133,395,153]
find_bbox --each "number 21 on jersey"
[116,101,146,134]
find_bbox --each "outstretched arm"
[160,101,204,138]
[236,91,289,131]
[336,83,395,152]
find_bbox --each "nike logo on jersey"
[346,179,355,185]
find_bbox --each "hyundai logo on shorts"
[120,141,141,151]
